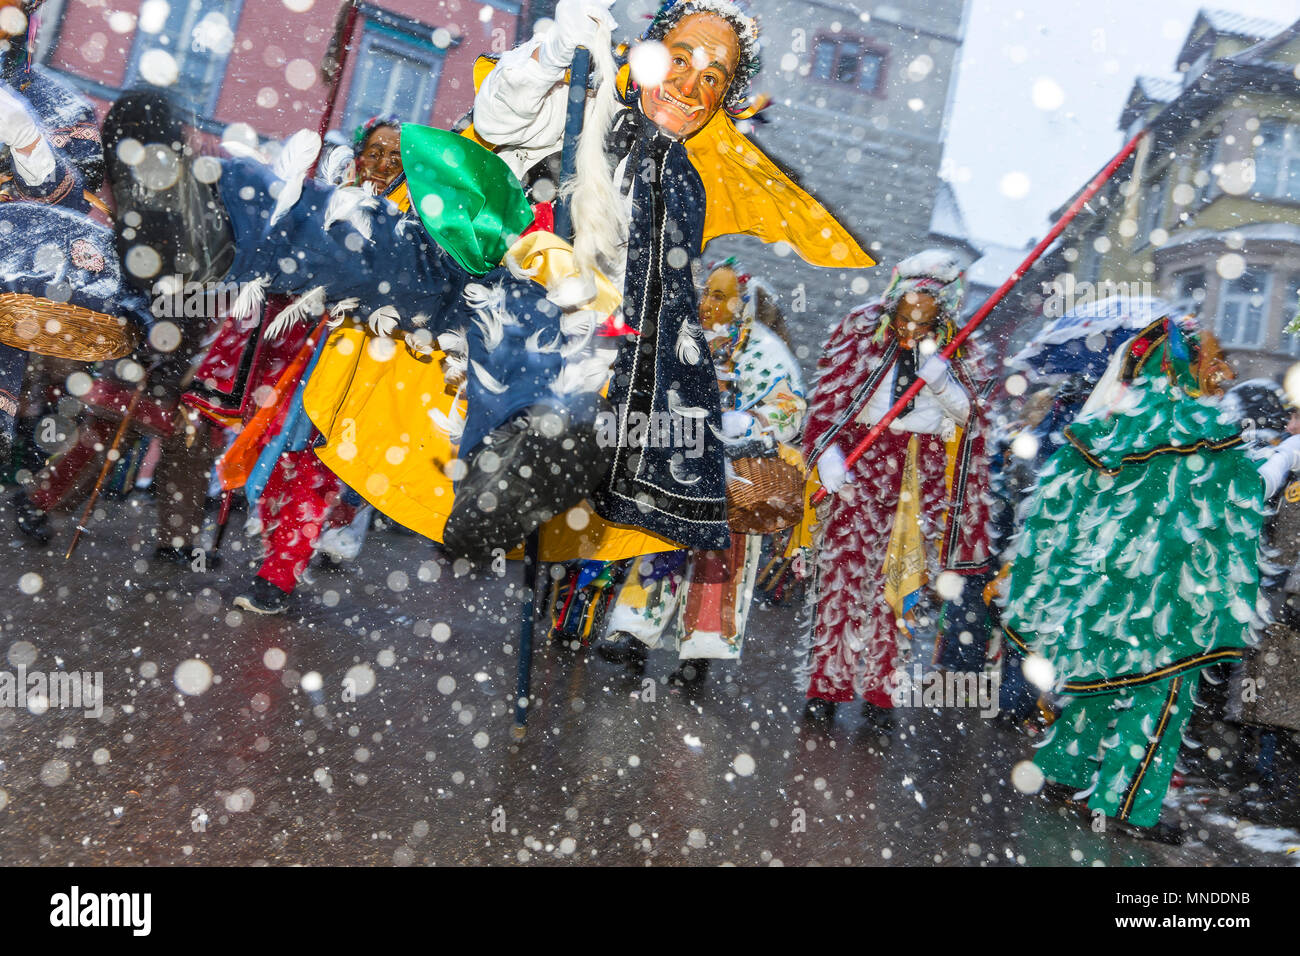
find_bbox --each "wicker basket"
[0,292,136,362]
[727,454,806,535]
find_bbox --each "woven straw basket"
[0,292,136,361]
[727,454,805,535]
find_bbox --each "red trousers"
[255,449,343,593]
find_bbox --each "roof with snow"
[966,241,1028,291]
[1135,75,1182,103]
[1157,221,1300,251]
[1177,8,1288,66]
[928,180,969,242]
[1199,8,1288,39]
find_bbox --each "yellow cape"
[302,231,682,562]
[466,56,874,270]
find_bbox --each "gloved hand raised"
[817,443,849,494]
[721,410,754,439]
[917,351,953,391]
[0,84,40,150]
[538,0,617,76]
[1278,433,1300,472]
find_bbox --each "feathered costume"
[1000,317,1265,828]
[801,252,992,706]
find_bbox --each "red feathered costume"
[801,295,994,707]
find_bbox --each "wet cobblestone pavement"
[0,496,1297,866]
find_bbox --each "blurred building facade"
[33,0,527,137]
[1010,9,1300,382]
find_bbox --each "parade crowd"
[1,0,1297,848]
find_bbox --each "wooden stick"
[65,380,146,559]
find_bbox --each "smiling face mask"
[639,13,739,141]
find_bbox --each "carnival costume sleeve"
[472,38,570,178]
[918,352,971,425]
[0,68,102,210]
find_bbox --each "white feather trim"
[231,275,268,320]
[667,389,708,419]
[471,360,509,394]
[368,305,400,337]
[405,329,435,355]
[526,328,563,353]
[549,353,615,397]
[464,282,516,351]
[563,23,629,283]
[429,402,466,443]
[323,181,379,241]
[269,129,322,227]
[265,284,326,339]
[437,329,468,356]
[676,321,702,365]
[329,297,360,318]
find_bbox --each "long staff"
[810,129,1148,505]
[513,45,593,740]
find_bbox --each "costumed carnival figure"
[997,318,1294,841]
[597,258,806,687]
[1219,379,1300,823]
[0,2,165,544]
[799,250,993,727]
[100,0,872,569]
[215,117,406,615]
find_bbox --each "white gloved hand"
[539,0,616,76]
[721,410,754,439]
[817,443,848,494]
[1279,433,1300,471]
[918,352,952,389]
[0,84,39,150]
[368,305,400,337]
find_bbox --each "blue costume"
[0,37,148,451]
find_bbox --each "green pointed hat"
[400,124,534,276]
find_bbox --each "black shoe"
[233,577,291,615]
[860,702,895,731]
[668,658,710,689]
[102,89,234,290]
[596,632,648,672]
[442,396,612,562]
[1114,819,1185,846]
[153,545,191,567]
[12,490,51,546]
[803,697,837,724]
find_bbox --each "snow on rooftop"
[1135,75,1182,103]
[1199,8,1288,41]
[928,180,970,242]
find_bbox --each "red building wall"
[42,0,526,137]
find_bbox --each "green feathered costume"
[1001,317,1264,828]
